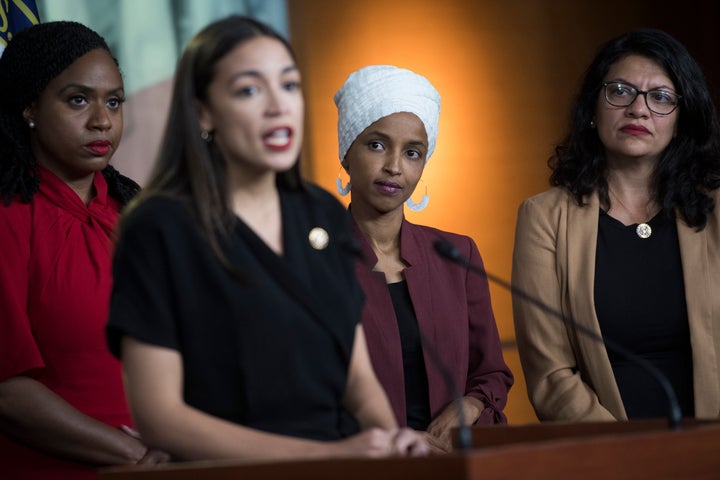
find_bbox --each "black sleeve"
[310,184,365,327]
[106,197,191,358]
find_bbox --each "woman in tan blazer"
[512,29,720,422]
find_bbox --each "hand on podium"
[119,425,171,465]
[426,396,484,453]
[332,427,429,458]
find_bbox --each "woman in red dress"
[0,21,167,478]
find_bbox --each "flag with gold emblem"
[0,0,40,56]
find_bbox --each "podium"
[99,419,720,480]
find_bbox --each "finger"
[147,450,172,464]
[425,432,450,454]
[120,424,141,439]
[137,449,171,465]
[392,428,429,457]
[426,415,455,438]
[357,428,394,458]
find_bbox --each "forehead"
[363,112,427,140]
[606,54,673,86]
[214,36,295,78]
[46,49,121,88]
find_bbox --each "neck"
[227,163,277,212]
[606,169,659,225]
[228,168,283,254]
[47,168,97,206]
[351,203,403,256]
[37,152,101,206]
[69,178,97,206]
[605,153,657,184]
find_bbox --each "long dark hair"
[0,21,139,206]
[549,28,720,229]
[132,15,303,264]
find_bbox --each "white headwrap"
[334,65,441,163]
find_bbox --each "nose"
[383,150,401,175]
[89,103,112,130]
[265,87,289,117]
[625,92,650,118]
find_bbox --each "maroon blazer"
[353,218,513,426]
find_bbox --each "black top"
[594,210,694,419]
[107,185,364,440]
[387,280,431,430]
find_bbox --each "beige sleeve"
[511,196,615,422]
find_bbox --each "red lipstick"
[620,124,650,135]
[262,127,293,151]
[87,140,111,156]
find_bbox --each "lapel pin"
[308,227,329,250]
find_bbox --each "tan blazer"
[512,187,720,421]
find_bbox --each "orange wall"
[287,0,719,424]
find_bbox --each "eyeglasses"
[602,81,681,115]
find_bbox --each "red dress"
[0,166,133,479]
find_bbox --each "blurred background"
[27,0,720,424]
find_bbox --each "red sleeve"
[0,202,44,382]
[463,236,514,424]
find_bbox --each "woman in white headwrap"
[335,65,514,452]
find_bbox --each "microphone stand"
[433,239,683,430]
[415,328,474,451]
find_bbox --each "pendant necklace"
[608,188,655,239]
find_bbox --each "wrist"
[127,441,148,464]
[118,427,149,464]
[462,396,485,422]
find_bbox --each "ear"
[195,99,213,133]
[22,105,36,125]
[340,155,350,174]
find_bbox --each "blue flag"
[0,0,40,55]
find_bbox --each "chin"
[75,159,111,176]
[269,154,299,172]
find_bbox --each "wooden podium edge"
[462,417,718,448]
[99,421,720,480]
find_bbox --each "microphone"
[433,238,683,430]
[339,234,474,451]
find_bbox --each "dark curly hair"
[0,21,139,206]
[549,28,720,230]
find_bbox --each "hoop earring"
[336,167,351,196]
[200,130,212,142]
[405,180,429,212]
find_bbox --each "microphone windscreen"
[433,239,462,262]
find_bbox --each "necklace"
[608,188,655,239]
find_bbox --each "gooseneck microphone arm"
[433,239,683,430]
[417,328,474,451]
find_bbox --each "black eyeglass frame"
[602,81,682,116]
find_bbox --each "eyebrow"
[226,65,298,86]
[364,130,427,148]
[608,78,677,91]
[58,83,125,95]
